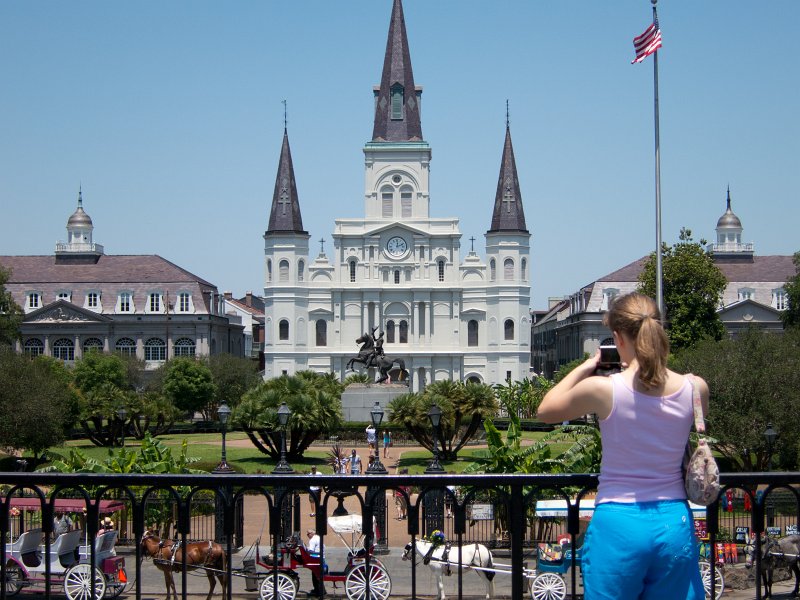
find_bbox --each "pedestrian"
[308,465,322,516]
[365,424,376,451]
[537,292,708,600]
[349,449,362,475]
[394,468,410,520]
[53,511,72,538]
[383,430,391,458]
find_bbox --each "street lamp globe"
[217,403,231,426]
[277,402,290,427]
[428,403,442,429]
[370,401,384,428]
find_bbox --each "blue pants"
[581,500,705,600]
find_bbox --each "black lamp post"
[367,401,387,474]
[213,403,234,474]
[426,403,445,474]
[272,402,294,474]
[764,423,777,528]
[117,408,127,448]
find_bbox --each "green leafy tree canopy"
[162,357,216,418]
[782,251,800,329]
[0,266,23,347]
[638,227,727,350]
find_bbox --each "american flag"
[632,19,662,64]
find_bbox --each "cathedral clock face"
[386,236,408,257]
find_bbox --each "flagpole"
[652,0,664,321]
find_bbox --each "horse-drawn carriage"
[256,514,391,600]
[3,498,127,600]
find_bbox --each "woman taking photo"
[537,292,708,599]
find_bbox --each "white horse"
[402,540,495,600]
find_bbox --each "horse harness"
[155,538,216,568]
[423,542,454,576]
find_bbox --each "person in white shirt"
[308,465,323,517]
[349,449,362,475]
[365,425,376,451]
[306,529,324,596]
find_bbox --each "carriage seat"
[6,528,43,567]
[297,544,328,574]
[81,530,117,564]
[47,529,83,569]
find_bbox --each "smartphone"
[595,345,621,376]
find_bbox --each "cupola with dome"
[707,187,753,262]
[55,187,105,263]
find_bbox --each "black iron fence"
[1,471,798,599]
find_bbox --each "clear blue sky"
[2,1,797,310]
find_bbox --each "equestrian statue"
[346,327,408,384]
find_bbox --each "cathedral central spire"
[372,0,423,142]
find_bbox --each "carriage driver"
[306,529,326,597]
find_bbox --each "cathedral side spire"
[267,128,306,234]
[488,123,528,233]
[371,0,423,142]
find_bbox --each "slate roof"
[371,0,423,142]
[266,129,306,234]
[488,125,528,233]
[595,255,794,284]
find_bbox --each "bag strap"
[685,373,706,435]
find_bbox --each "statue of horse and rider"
[346,327,408,384]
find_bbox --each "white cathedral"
[262,0,531,391]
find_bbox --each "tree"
[638,228,727,350]
[670,327,800,471]
[233,371,344,460]
[162,358,216,418]
[782,251,800,328]
[387,380,498,460]
[73,351,128,394]
[494,377,552,420]
[207,353,261,413]
[0,266,23,347]
[0,349,79,460]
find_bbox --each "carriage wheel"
[259,572,297,600]
[530,572,566,600]
[3,563,24,596]
[700,561,724,600]
[345,563,391,600]
[64,564,107,600]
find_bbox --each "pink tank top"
[595,373,693,504]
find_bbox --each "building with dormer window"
[262,0,531,390]
[1,190,244,367]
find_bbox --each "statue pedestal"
[341,383,409,422]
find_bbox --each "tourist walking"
[349,449,362,475]
[383,430,391,458]
[537,292,708,600]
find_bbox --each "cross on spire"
[502,185,515,213]
[469,236,476,252]
[278,186,290,215]
[319,237,326,254]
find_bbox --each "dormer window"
[390,84,404,120]
[27,292,41,311]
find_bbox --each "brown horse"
[140,530,227,600]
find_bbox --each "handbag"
[683,374,720,506]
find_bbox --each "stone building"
[1,190,244,366]
[531,189,794,377]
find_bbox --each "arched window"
[504,319,515,341]
[279,319,289,341]
[316,320,327,346]
[350,260,357,283]
[267,260,272,283]
[438,260,445,282]
[399,320,408,343]
[394,270,400,284]
[279,260,289,283]
[144,338,166,362]
[382,187,394,218]
[521,258,527,281]
[174,338,196,357]
[115,337,136,356]
[298,260,305,282]
[24,338,44,357]
[490,259,496,281]
[53,338,75,361]
[401,187,413,218]
[468,320,479,347]
[386,320,396,343]
[83,337,103,354]
[504,258,514,280]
